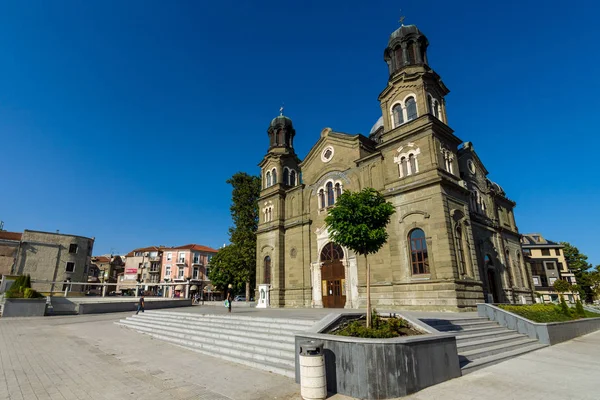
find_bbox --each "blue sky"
[1,1,598,265]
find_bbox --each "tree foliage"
[325,188,395,327]
[208,172,261,298]
[552,279,572,294]
[325,188,396,256]
[560,242,598,302]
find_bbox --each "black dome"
[270,115,293,128]
[388,24,422,45]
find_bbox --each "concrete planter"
[478,303,600,345]
[2,298,47,317]
[294,313,461,399]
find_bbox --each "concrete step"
[457,333,527,352]
[119,319,295,356]
[126,313,308,337]
[117,323,295,378]
[145,310,316,327]
[116,322,295,367]
[135,312,315,332]
[460,343,547,374]
[420,317,488,327]
[449,325,509,336]
[459,337,540,361]
[122,316,297,345]
[434,321,499,332]
[455,328,520,343]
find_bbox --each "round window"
[467,159,476,174]
[321,146,334,163]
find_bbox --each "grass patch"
[499,303,600,323]
[330,310,422,338]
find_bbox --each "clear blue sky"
[1,1,598,265]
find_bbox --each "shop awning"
[190,285,198,291]
[175,285,183,291]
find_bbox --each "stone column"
[311,262,323,308]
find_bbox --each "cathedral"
[255,23,533,311]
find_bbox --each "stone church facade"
[255,23,533,311]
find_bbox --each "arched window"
[272,168,277,184]
[392,104,404,127]
[409,229,429,275]
[406,97,417,121]
[407,43,416,64]
[400,157,408,177]
[290,170,296,186]
[318,189,325,209]
[408,153,416,175]
[335,183,342,199]
[326,182,334,206]
[283,169,289,186]
[264,256,271,285]
[456,227,466,275]
[320,242,344,262]
[266,171,271,187]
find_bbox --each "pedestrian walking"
[226,284,233,313]
[136,295,145,314]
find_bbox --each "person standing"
[136,295,145,314]
[226,284,233,313]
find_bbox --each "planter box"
[294,313,460,399]
[478,303,600,345]
[2,298,47,317]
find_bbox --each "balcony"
[149,256,161,262]
[192,259,203,266]
[149,268,160,274]
[176,259,187,266]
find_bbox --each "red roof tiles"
[0,231,22,241]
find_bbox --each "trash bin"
[299,340,326,400]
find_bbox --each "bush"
[5,274,43,299]
[335,309,416,338]
[559,296,570,317]
[576,300,586,318]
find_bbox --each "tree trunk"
[366,253,371,328]
[245,280,250,302]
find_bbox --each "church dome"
[388,24,422,45]
[369,116,384,135]
[270,115,293,128]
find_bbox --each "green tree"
[325,188,395,328]
[209,172,261,299]
[553,279,572,317]
[560,242,594,302]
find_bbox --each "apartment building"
[521,233,579,304]
[160,244,217,298]
[89,255,125,294]
[119,246,163,294]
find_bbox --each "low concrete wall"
[47,297,78,315]
[77,299,192,314]
[2,298,47,317]
[478,303,600,345]
[201,301,257,308]
[294,313,460,399]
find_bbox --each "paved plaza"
[1,305,599,400]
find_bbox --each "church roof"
[369,116,384,135]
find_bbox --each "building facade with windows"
[521,233,579,304]
[120,247,164,293]
[159,244,217,298]
[255,23,533,311]
[89,255,125,294]
[7,230,94,294]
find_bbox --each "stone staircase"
[116,311,316,378]
[422,317,547,374]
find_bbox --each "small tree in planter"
[325,188,395,328]
[553,279,572,317]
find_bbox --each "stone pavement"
[1,306,598,400]
[402,329,600,400]
[0,311,303,400]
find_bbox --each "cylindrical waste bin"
[299,341,326,400]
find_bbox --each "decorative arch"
[393,143,421,178]
[320,242,344,262]
[271,168,277,185]
[265,171,272,188]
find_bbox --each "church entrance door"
[487,268,499,303]
[320,242,346,308]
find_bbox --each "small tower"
[384,24,429,76]
[267,108,296,153]
[375,22,450,137]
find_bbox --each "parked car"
[234,295,246,302]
